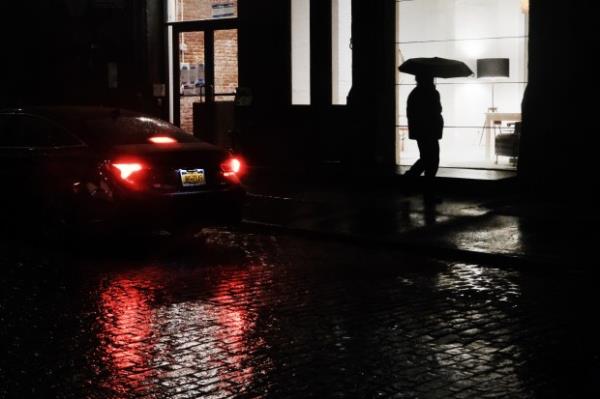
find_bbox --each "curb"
[239,219,583,274]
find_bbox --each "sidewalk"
[241,165,596,270]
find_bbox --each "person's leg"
[423,139,439,178]
[422,139,440,202]
[405,140,426,177]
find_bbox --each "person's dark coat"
[407,84,443,140]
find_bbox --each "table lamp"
[477,58,509,112]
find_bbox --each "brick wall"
[180,97,197,133]
[180,31,206,66]
[214,29,238,95]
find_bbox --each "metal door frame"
[169,18,238,127]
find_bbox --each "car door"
[0,114,88,220]
[0,113,39,212]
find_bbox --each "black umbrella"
[398,57,473,78]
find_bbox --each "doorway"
[170,22,238,146]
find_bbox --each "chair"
[495,121,521,164]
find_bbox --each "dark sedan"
[0,106,245,234]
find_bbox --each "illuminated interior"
[396,0,528,170]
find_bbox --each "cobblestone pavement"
[1,229,599,398]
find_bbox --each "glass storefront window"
[396,0,528,170]
[332,0,352,105]
[167,0,237,22]
[291,0,311,105]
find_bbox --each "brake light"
[112,163,143,180]
[230,158,242,174]
[220,157,244,177]
[149,136,177,144]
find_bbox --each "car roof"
[1,105,144,120]
[0,106,202,148]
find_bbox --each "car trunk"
[107,142,232,194]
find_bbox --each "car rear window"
[78,115,200,146]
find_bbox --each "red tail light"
[220,157,244,177]
[110,162,147,189]
[112,163,143,180]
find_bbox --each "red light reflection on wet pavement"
[98,273,157,395]
[3,230,599,398]
[94,240,270,398]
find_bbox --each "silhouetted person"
[404,74,443,201]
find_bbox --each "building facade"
[3,0,597,191]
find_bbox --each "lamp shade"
[477,58,509,78]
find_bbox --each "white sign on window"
[212,2,235,19]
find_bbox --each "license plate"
[179,169,206,187]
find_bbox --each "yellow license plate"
[179,169,206,187]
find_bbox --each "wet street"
[1,227,599,399]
